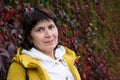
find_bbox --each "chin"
[48,44,57,50]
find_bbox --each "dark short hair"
[21,8,57,50]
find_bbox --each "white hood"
[21,45,66,61]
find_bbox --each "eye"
[48,24,55,29]
[37,27,44,32]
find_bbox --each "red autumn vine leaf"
[4,8,16,21]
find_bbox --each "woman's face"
[30,19,58,54]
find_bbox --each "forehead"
[35,19,55,27]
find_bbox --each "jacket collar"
[13,46,66,68]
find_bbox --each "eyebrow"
[48,24,54,26]
[32,26,43,31]
[33,22,55,29]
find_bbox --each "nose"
[45,29,52,37]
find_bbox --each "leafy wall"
[0,0,120,80]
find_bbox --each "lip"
[44,39,54,44]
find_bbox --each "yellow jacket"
[7,46,81,80]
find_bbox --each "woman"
[7,8,81,80]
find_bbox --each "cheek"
[32,37,43,49]
[55,29,58,37]
[31,35,43,45]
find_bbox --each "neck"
[38,49,55,59]
[45,51,55,59]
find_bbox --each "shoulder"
[9,61,25,70]
[62,46,77,64]
[7,62,25,80]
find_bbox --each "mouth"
[44,39,54,44]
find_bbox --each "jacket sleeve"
[7,62,26,80]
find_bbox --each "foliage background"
[0,0,120,80]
